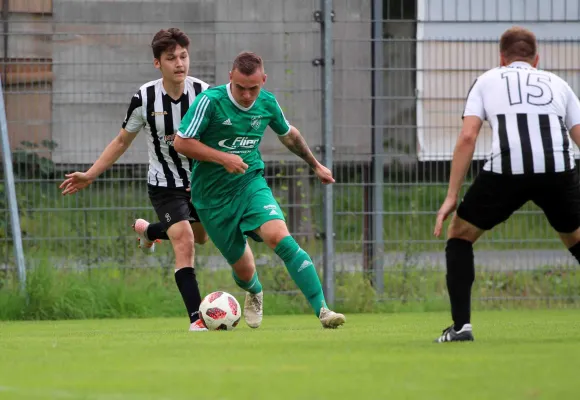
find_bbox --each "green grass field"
[1,310,579,400]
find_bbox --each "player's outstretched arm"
[433,116,482,237]
[278,126,335,184]
[59,128,138,195]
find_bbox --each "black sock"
[174,267,202,323]
[146,222,169,241]
[445,238,475,331]
[569,242,580,264]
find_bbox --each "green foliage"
[0,261,578,321]
[1,140,59,238]
[12,140,58,179]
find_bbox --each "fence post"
[321,0,335,306]
[371,0,384,294]
[0,76,27,295]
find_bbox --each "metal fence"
[332,0,580,305]
[2,0,580,306]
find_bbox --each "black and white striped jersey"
[463,61,580,175]
[122,76,210,188]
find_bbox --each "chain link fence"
[332,0,580,304]
[2,0,580,305]
[1,0,327,273]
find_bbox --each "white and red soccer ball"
[199,291,241,331]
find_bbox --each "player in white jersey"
[59,28,210,331]
[432,27,580,342]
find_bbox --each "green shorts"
[196,176,285,265]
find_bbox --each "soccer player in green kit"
[174,52,346,329]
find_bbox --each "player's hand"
[222,154,248,174]
[314,163,335,184]
[59,172,94,195]
[434,196,458,238]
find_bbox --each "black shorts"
[147,185,200,229]
[457,170,580,233]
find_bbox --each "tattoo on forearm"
[286,134,317,168]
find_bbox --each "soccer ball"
[199,291,242,331]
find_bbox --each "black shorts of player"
[457,169,580,233]
[147,185,200,229]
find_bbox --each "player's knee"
[447,216,476,242]
[230,246,256,281]
[233,267,254,282]
[257,220,290,249]
[194,232,209,245]
[171,229,195,255]
[565,230,580,264]
[447,217,462,239]
[571,229,580,247]
[559,227,580,249]
[231,260,255,282]
[263,233,287,249]
[191,223,209,245]
[263,236,278,249]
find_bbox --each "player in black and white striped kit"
[433,27,580,342]
[60,28,210,331]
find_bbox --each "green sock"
[231,270,263,295]
[274,236,327,317]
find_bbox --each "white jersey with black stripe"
[463,61,580,175]
[122,76,210,188]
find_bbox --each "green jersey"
[177,83,291,209]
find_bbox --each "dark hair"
[500,26,537,63]
[151,28,190,59]
[232,52,263,75]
